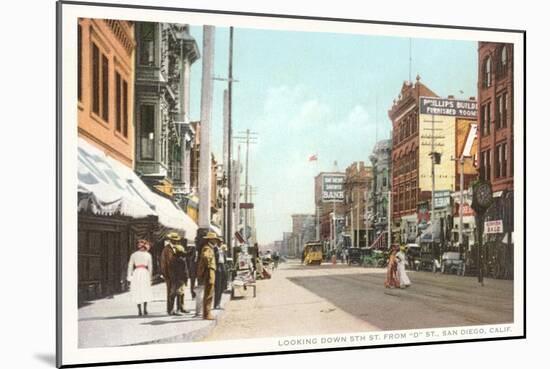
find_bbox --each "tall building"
[134,22,200,198]
[343,162,372,247]
[388,76,437,244]
[368,139,392,248]
[476,42,514,279]
[291,214,316,255]
[78,19,136,167]
[315,172,347,252]
[389,76,478,245]
[477,42,514,192]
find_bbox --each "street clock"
[471,180,493,213]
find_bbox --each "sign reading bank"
[322,174,345,202]
[420,97,478,118]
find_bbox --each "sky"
[187,26,477,245]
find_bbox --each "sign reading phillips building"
[322,174,345,202]
[420,97,478,118]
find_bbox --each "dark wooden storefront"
[78,213,158,305]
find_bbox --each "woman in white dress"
[396,245,411,288]
[127,239,154,316]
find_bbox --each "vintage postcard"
[57,1,525,367]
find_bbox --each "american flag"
[308,154,318,162]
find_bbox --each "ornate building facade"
[134,22,200,198]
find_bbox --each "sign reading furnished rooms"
[420,97,478,118]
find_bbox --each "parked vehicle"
[347,247,362,265]
[405,243,421,270]
[303,242,323,265]
[441,251,465,276]
[419,243,441,272]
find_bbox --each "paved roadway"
[204,260,513,341]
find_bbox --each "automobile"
[303,242,323,265]
[419,243,441,272]
[441,251,465,276]
[405,243,421,270]
[347,247,362,265]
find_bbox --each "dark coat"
[186,246,198,278]
[160,244,176,280]
[171,253,189,285]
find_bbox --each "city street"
[204,260,513,341]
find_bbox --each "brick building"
[388,76,438,243]
[315,172,346,252]
[477,42,514,192]
[476,42,514,280]
[343,162,372,247]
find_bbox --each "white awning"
[78,138,198,238]
[210,223,222,237]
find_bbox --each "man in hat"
[160,232,183,315]
[172,244,190,313]
[213,243,228,309]
[196,232,221,320]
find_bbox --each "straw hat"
[166,232,181,241]
[204,232,222,242]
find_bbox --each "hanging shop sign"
[484,220,504,234]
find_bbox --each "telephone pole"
[422,115,443,256]
[234,129,258,243]
[198,26,215,231]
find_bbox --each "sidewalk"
[78,283,230,348]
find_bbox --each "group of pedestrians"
[384,244,411,289]
[126,231,228,320]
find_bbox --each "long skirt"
[130,268,153,304]
[397,263,411,286]
[384,264,400,288]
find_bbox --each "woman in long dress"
[127,239,154,316]
[384,245,400,288]
[396,245,411,288]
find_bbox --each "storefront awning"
[78,138,198,239]
[210,223,222,237]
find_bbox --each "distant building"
[291,214,316,255]
[343,162,372,248]
[315,172,347,253]
[368,139,392,247]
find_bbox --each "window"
[496,95,504,130]
[503,93,508,128]
[484,56,492,88]
[495,143,508,178]
[92,43,100,114]
[140,105,155,160]
[101,55,109,121]
[78,24,82,101]
[139,23,156,66]
[115,72,129,137]
[122,81,128,137]
[498,46,508,76]
[480,150,491,181]
[481,102,491,136]
[115,73,121,132]
[91,42,109,123]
